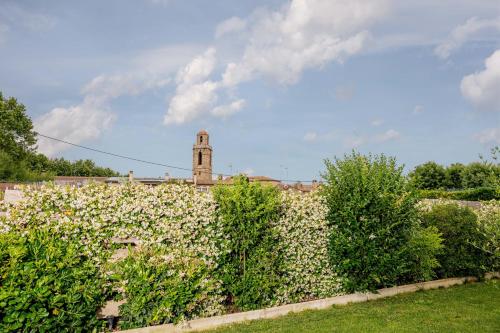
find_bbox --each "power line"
[36,133,195,174]
[35,132,316,183]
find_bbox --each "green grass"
[207,280,500,333]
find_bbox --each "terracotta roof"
[54,176,108,181]
[248,176,280,182]
[197,129,208,135]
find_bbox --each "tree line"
[0,92,120,181]
[409,156,499,191]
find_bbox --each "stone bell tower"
[193,130,212,183]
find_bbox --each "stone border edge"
[122,272,500,333]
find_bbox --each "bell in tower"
[192,130,213,184]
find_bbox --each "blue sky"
[1,0,499,181]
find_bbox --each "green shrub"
[117,246,223,329]
[462,162,499,189]
[0,229,109,332]
[444,163,465,189]
[402,226,443,282]
[409,161,446,190]
[321,152,421,292]
[212,176,282,310]
[418,187,500,201]
[421,204,490,278]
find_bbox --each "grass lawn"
[207,280,500,333]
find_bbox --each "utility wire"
[35,132,316,183]
[36,133,196,173]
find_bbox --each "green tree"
[462,162,499,188]
[26,153,52,174]
[0,92,37,161]
[444,163,465,189]
[409,161,446,190]
[0,150,52,181]
[0,92,120,179]
[212,176,282,310]
[321,152,425,291]
[50,157,73,175]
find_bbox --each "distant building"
[1,130,318,195]
[192,130,213,185]
[106,129,319,192]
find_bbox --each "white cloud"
[132,44,205,74]
[222,0,389,86]
[344,135,366,148]
[164,48,220,125]
[375,129,401,142]
[82,73,169,105]
[175,48,216,88]
[211,99,246,118]
[303,132,318,142]
[460,49,500,112]
[35,101,116,157]
[215,17,247,38]
[474,127,500,144]
[35,44,202,154]
[164,0,389,125]
[371,118,384,126]
[164,81,219,125]
[413,105,424,115]
[435,17,500,59]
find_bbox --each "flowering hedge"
[0,183,226,329]
[476,200,500,269]
[0,182,343,329]
[275,190,340,303]
[0,182,497,331]
[0,183,224,267]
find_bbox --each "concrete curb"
[121,273,499,333]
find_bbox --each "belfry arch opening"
[198,151,202,165]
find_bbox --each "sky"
[0,0,499,181]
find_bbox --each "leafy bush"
[401,226,443,282]
[0,229,109,332]
[418,187,500,201]
[212,176,282,310]
[462,162,499,189]
[421,203,490,278]
[322,152,421,291]
[117,246,224,329]
[444,163,465,189]
[409,161,446,190]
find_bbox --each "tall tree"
[409,161,446,190]
[0,92,37,160]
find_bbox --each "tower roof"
[197,129,208,135]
